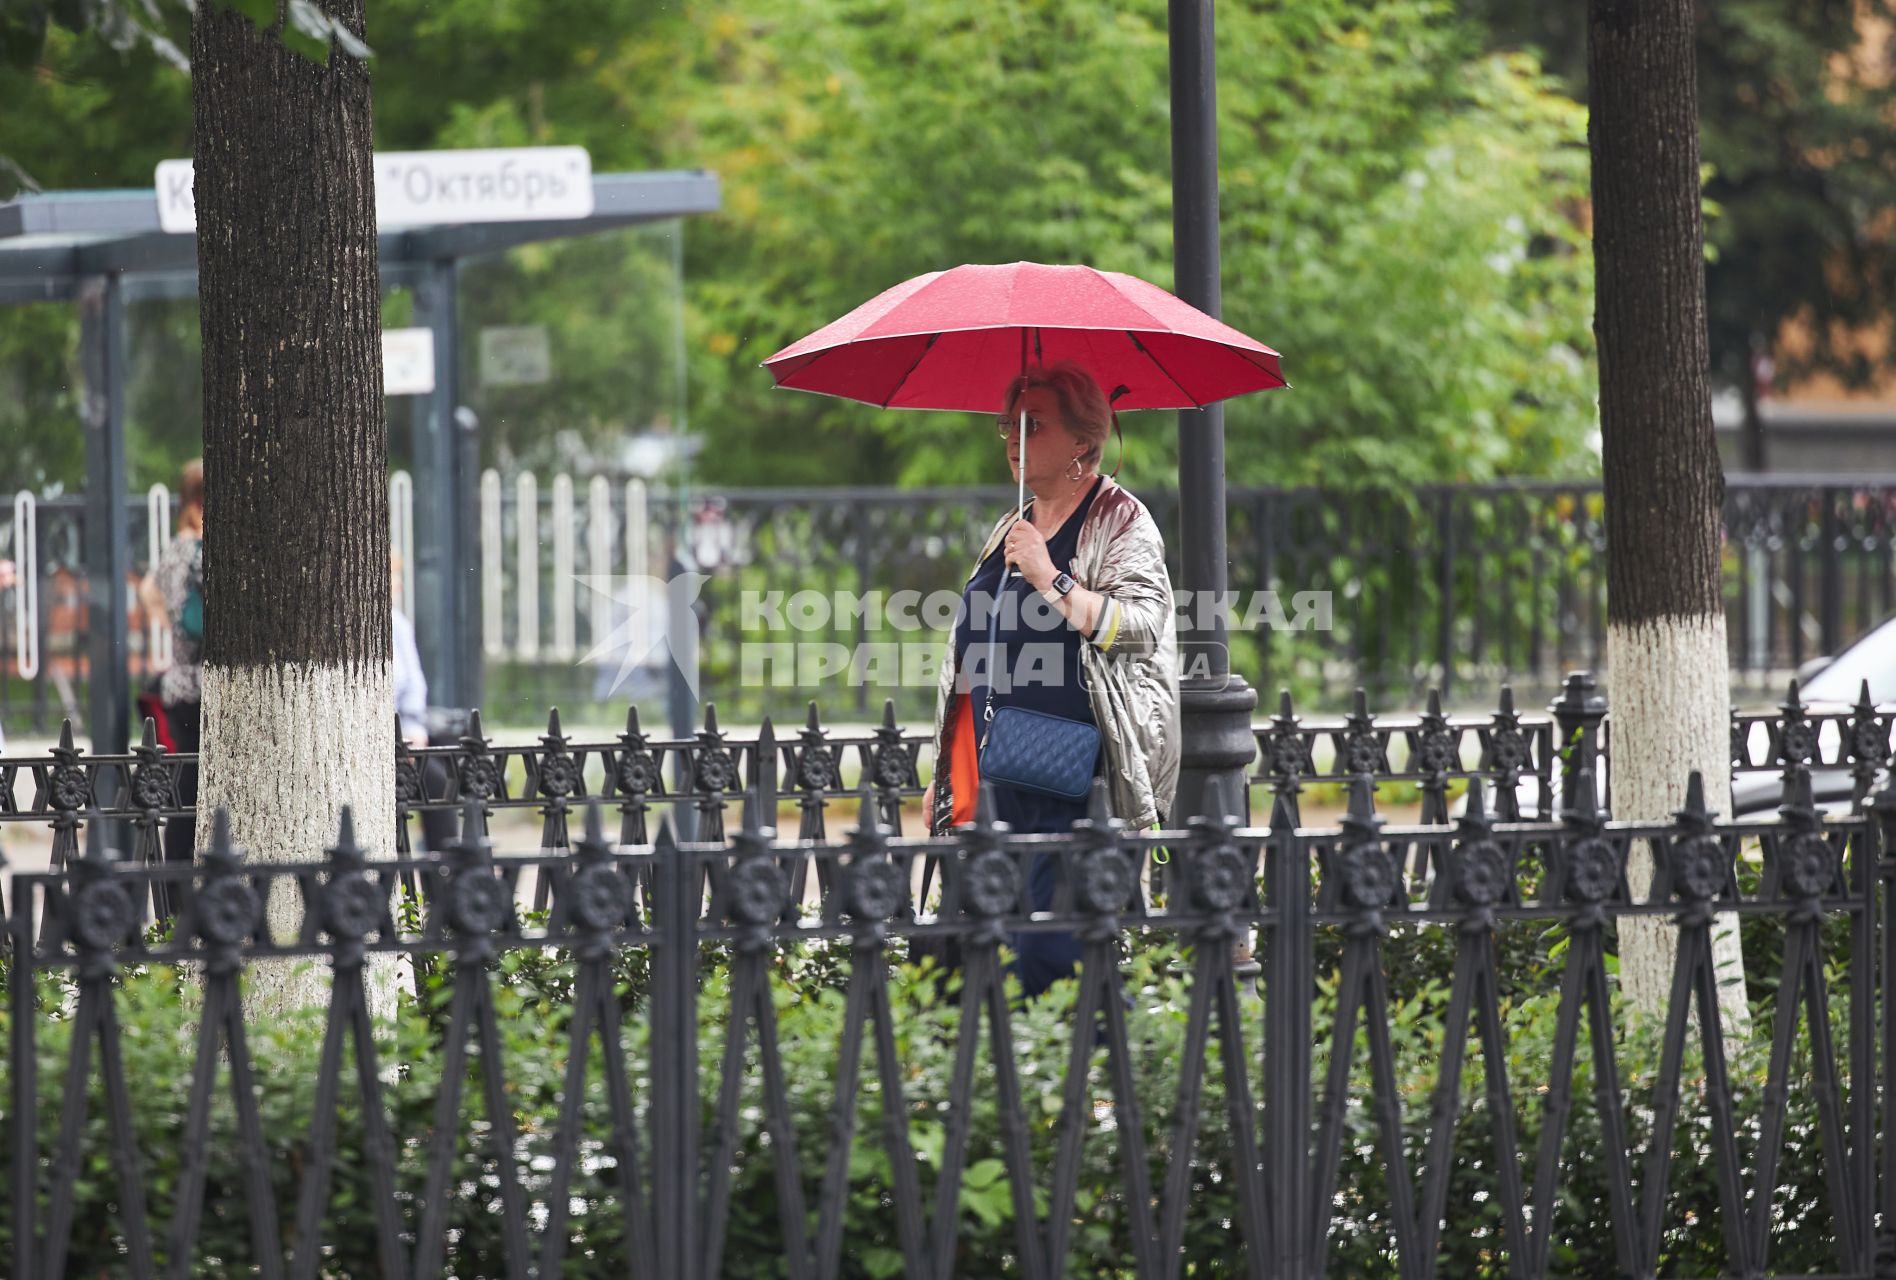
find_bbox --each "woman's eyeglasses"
[995,413,1048,439]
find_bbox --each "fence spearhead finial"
[1340,776,1382,841]
[1560,767,1603,827]
[1194,774,1240,829]
[1458,777,1490,828]
[328,805,369,870]
[465,708,488,746]
[702,702,721,737]
[81,806,113,864]
[56,718,75,756]
[140,717,159,751]
[576,798,611,860]
[457,798,488,854]
[545,706,564,742]
[625,704,642,738]
[1672,771,1718,831]
[1267,788,1295,835]
[207,807,240,867]
[881,698,899,730]
[1777,766,1819,825]
[807,700,822,732]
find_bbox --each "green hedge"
[0,914,1858,1277]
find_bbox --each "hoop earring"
[1066,454,1084,483]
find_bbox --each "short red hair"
[1003,362,1113,466]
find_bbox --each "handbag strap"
[983,574,1001,730]
[983,507,1027,732]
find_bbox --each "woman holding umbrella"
[764,261,1282,995]
[925,362,1179,996]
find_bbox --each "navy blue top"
[954,477,1103,833]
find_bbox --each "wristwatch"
[1043,571,1077,603]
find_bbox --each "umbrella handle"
[1017,405,1027,518]
[1004,405,1027,586]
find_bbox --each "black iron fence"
[658,476,1896,717]
[8,476,1896,734]
[6,671,1892,888]
[2,717,1889,1276]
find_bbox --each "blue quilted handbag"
[975,570,1101,801]
[980,705,1101,800]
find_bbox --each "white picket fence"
[0,470,660,682]
[469,468,658,663]
[11,490,38,680]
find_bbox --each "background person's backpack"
[178,544,204,643]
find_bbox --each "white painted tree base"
[196,662,398,1020]
[1607,616,1751,1037]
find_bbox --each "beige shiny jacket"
[928,477,1180,833]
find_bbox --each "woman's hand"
[137,571,166,623]
[1003,519,1057,591]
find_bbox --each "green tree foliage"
[0,304,81,492]
[0,15,195,492]
[1469,0,1896,397]
[0,0,361,98]
[670,0,1597,488]
[0,0,1599,493]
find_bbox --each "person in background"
[391,550,428,751]
[138,459,205,917]
[391,550,457,851]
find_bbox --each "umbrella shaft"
[1006,406,1027,586]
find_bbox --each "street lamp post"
[1168,0,1257,826]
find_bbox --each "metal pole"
[1168,0,1256,826]
[1874,786,1896,1263]
[412,261,466,711]
[10,881,38,1278]
[455,404,484,713]
[1550,671,1606,809]
[80,274,132,758]
[1820,485,1842,658]
[652,820,699,1275]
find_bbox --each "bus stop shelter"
[0,164,719,752]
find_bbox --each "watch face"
[1055,572,1075,595]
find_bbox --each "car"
[1467,616,1896,823]
[1722,612,1896,818]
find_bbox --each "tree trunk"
[192,0,392,1017]
[1588,0,1748,1034]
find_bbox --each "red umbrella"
[763,260,1285,525]
[762,261,1283,413]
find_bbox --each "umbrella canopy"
[761,261,1284,412]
